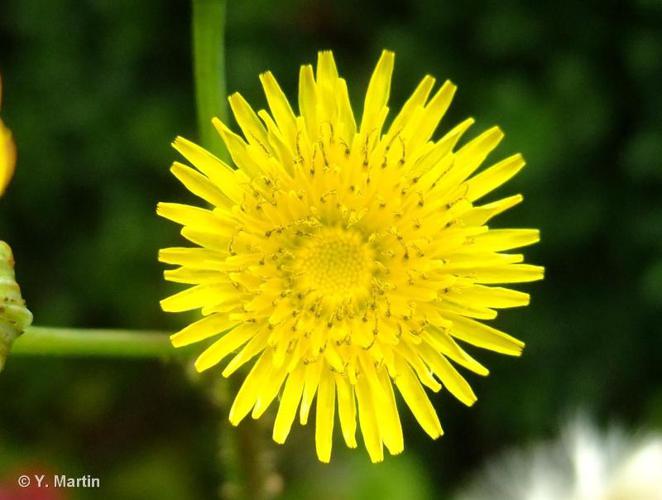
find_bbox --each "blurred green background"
[1,0,661,498]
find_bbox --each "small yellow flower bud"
[0,76,16,197]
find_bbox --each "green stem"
[10,326,186,359]
[217,379,273,500]
[193,0,229,160]
[191,3,273,498]
[232,419,270,500]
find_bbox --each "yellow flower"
[0,76,16,197]
[158,50,543,462]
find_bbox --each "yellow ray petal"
[299,360,323,425]
[335,373,357,448]
[393,357,443,439]
[377,366,404,455]
[473,229,540,253]
[298,64,318,139]
[358,353,403,454]
[356,374,384,463]
[418,343,477,406]
[160,283,239,313]
[437,298,498,320]
[444,285,530,310]
[315,51,340,126]
[461,194,523,226]
[434,117,476,158]
[316,50,339,88]
[163,267,224,284]
[157,202,234,235]
[180,227,231,252]
[169,162,229,207]
[228,92,270,150]
[423,328,489,376]
[465,153,525,201]
[360,50,394,136]
[315,369,336,463]
[229,350,274,425]
[398,341,442,392]
[442,126,504,190]
[273,365,306,444]
[443,252,523,270]
[212,118,263,177]
[159,247,224,267]
[259,71,298,147]
[448,314,524,356]
[386,75,436,140]
[409,80,456,151]
[265,124,295,170]
[222,328,269,377]
[469,263,545,284]
[194,323,255,372]
[336,78,356,142]
[252,361,289,419]
[172,136,245,203]
[169,312,238,347]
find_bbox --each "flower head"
[159,50,543,462]
[0,76,16,197]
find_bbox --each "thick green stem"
[232,418,272,500]
[193,0,229,160]
[216,379,274,500]
[191,3,273,498]
[10,326,186,358]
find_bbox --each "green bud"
[0,241,32,372]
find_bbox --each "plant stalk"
[191,2,272,498]
[10,326,183,358]
[193,0,229,161]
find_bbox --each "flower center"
[294,227,373,302]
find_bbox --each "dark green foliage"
[0,0,660,497]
